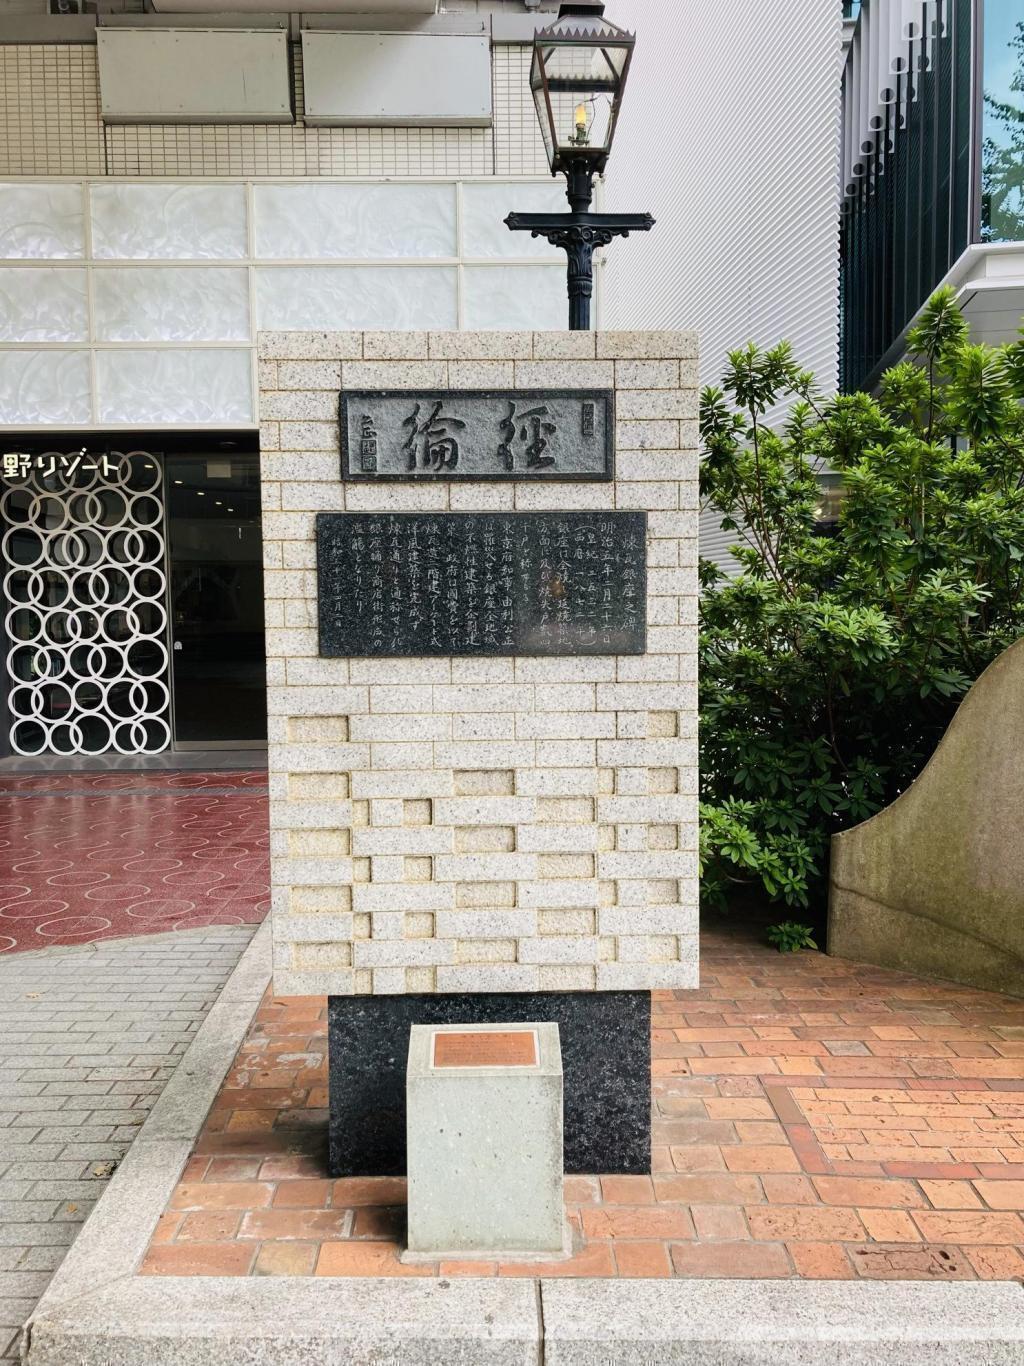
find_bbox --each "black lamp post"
[505,0,654,330]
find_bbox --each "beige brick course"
[264,330,698,995]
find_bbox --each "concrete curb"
[541,1279,1024,1363]
[22,915,1024,1365]
[27,1277,542,1366]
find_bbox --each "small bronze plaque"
[432,1030,538,1069]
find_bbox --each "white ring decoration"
[2,451,170,756]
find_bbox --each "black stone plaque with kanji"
[340,390,614,481]
[316,511,646,657]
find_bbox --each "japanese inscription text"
[316,512,647,657]
[340,390,613,482]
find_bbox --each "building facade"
[0,0,592,761]
[601,0,845,567]
[841,0,1024,391]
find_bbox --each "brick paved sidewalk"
[143,921,1024,1283]
[0,923,259,1361]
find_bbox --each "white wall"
[603,0,843,388]
[602,1,843,567]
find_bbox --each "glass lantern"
[530,1,636,177]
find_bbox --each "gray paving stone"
[540,1280,1024,1364]
[27,1277,541,1366]
[0,923,258,1363]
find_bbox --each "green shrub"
[700,289,1024,914]
[766,922,818,954]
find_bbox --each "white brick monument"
[258,328,699,1175]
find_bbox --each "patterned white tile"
[93,267,250,342]
[0,184,84,259]
[0,268,88,342]
[0,350,91,424]
[462,181,564,259]
[462,264,567,330]
[253,183,456,259]
[96,349,252,423]
[90,184,248,260]
[256,265,457,330]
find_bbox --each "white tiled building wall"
[0,178,573,427]
[0,42,550,179]
[260,328,700,997]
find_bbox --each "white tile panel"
[462,264,567,330]
[92,267,250,342]
[89,183,248,260]
[0,268,88,342]
[96,348,252,424]
[0,183,84,259]
[0,350,91,424]
[253,183,456,260]
[461,181,564,259]
[256,265,458,330]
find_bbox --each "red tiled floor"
[0,770,269,951]
[141,921,1024,1281]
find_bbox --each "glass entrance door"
[166,449,266,747]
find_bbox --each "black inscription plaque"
[316,511,646,657]
[340,390,613,482]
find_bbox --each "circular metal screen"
[1,450,171,756]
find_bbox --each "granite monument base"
[327,991,651,1176]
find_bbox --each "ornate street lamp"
[506,0,654,330]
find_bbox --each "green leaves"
[766,922,819,953]
[699,291,1024,917]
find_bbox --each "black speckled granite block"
[327,991,650,1177]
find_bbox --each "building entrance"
[0,434,266,759]
[166,448,265,747]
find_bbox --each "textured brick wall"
[260,329,699,997]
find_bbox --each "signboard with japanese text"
[339,389,614,482]
[1,450,121,483]
[316,511,646,657]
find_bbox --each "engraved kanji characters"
[402,399,467,472]
[497,400,557,472]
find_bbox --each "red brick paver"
[142,922,1024,1281]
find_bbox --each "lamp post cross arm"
[505,210,655,332]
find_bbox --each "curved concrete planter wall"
[828,638,1024,998]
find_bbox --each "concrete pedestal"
[405,1022,566,1257]
[328,989,650,1176]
